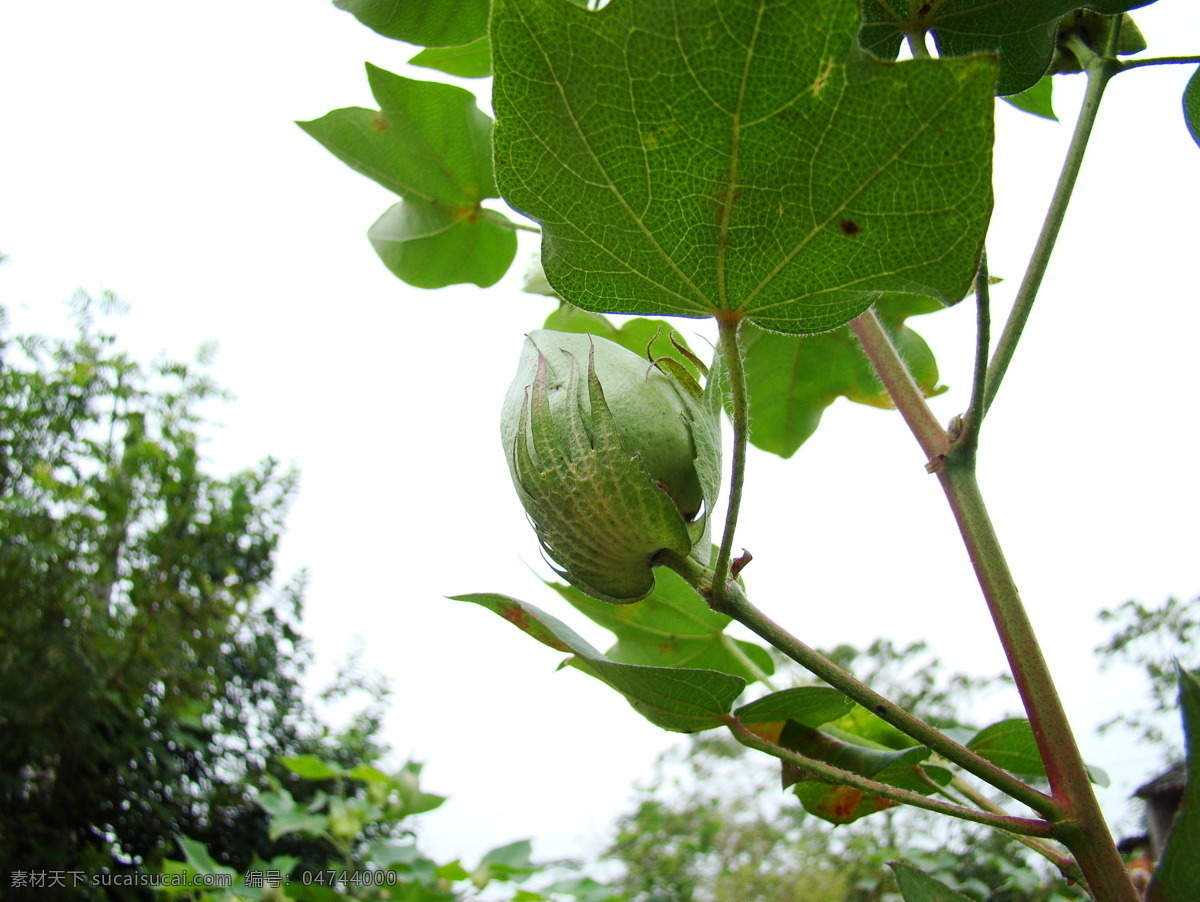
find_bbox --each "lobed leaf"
[299,65,517,288]
[492,0,996,334]
[454,594,746,732]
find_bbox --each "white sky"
[2,0,1198,871]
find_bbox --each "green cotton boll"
[501,330,721,604]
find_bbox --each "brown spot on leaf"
[839,219,860,236]
[369,112,388,132]
[918,2,932,16]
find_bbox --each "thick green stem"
[853,307,1136,900]
[726,718,1053,837]
[711,315,749,599]
[850,310,949,466]
[983,55,1117,416]
[934,464,1133,900]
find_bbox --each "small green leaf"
[369,200,517,288]
[493,0,996,333]
[437,860,471,882]
[1184,67,1200,149]
[345,763,393,783]
[474,839,536,886]
[300,66,496,204]
[410,36,491,78]
[174,836,235,878]
[546,566,774,683]
[334,0,489,47]
[740,293,947,458]
[1002,77,1058,121]
[454,594,746,732]
[281,755,344,780]
[890,861,976,902]
[735,687,854,728]
[540,306,706,386]
[300,65,517,288]
[966,718,1109,786]
[257,788,330,840]
[1147,668,1200,902]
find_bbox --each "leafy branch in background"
[305,1,1200,900]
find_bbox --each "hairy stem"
[727,718,1054,837]
[710,315,749,599]
[983,54,1117,416]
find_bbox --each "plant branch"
[850,309,950,467]
[655,550,1059,819]
[710,315,749,600]
[940,775,1089,890]
[1118,54,1200,71]
[982,54,1117,416]
[853,313,1136,899]
[726,718,1054,837]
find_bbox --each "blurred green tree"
[0,295,367,890]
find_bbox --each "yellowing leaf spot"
[370,112,388,132]
[809,57,835,96]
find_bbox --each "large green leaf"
[741,293,946,458]
[492,0,996,334]
[861,0,1155,96]
[545,567,774,683]
[1147,668,1200,902]
[778,721,949,824]
[454,594,746,732]
[1184,67,1200,150]
[299,65,516,288]
[334,0,489,47]
[890,861,976,902]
